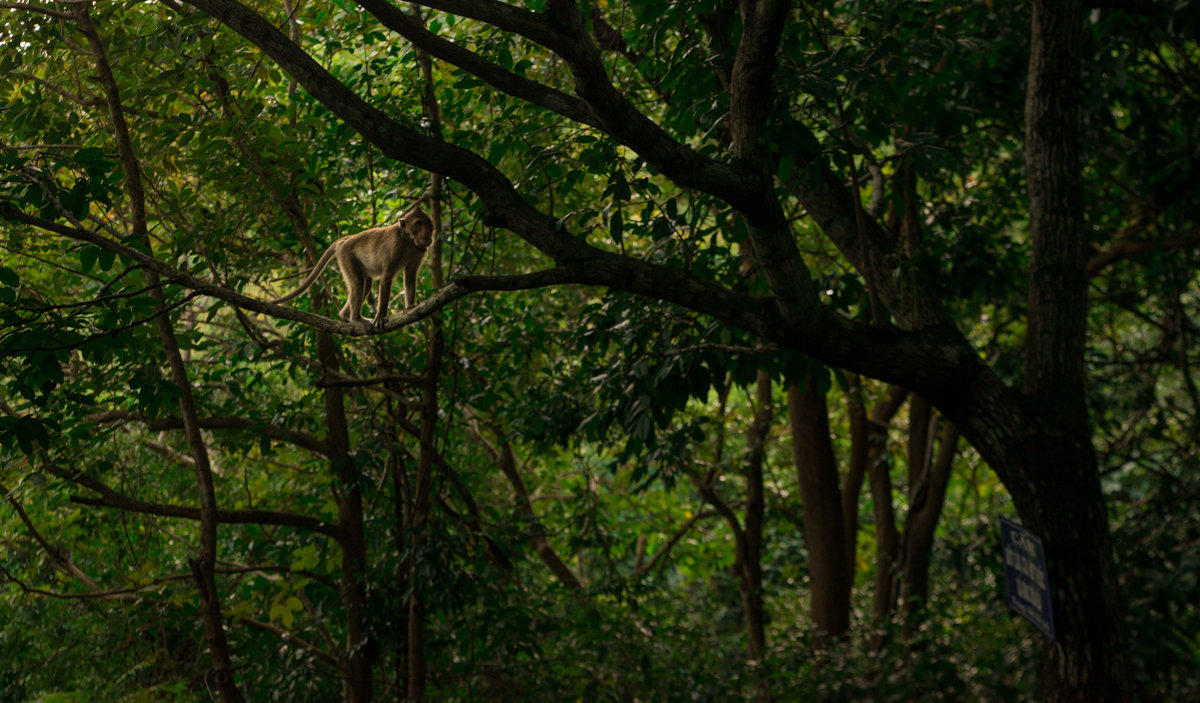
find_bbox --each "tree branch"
[689,471,746,546]
[1,200,997,430]
[1,478,103,592]
[150,0,1000,410]
[0,1,69,18]
[0,565,134,601]
[239,617,340,668]
[40,463,341,539]
[88,410,333,456]
[633,508,721,577]
[396,0,762,207]
[467,418,585,592]
[1086,230,1200,276]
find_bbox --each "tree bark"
[1022,2,1133,698]
[789,380,850,643]
[868,431,899,630]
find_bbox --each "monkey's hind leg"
[338,264,370,324]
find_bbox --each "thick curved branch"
[545,0,763,206]
[3,199,989,418]
[0,203,781,339]
[168,0,984,393]
[400,0,760,206]
[791,153,955,330]
[354,0,601,128]
[408,0,555,47]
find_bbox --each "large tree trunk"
[789,380,850,643]
[1002,2,1135,698]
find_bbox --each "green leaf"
[97,247,116,272]
[80,246,98,274]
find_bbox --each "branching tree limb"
[40,462,341,539]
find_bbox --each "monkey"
[271,206,436,329]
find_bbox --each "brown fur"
[272,208,435,328]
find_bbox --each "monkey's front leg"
[371,273,395,330]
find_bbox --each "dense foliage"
[1,0,1197,701]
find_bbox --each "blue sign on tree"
[1000,516,1055,640]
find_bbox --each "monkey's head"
[402,209,436,251]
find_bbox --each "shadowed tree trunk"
[1020,1,1133,699]
[789,379,850,644]
[741,370,770,662]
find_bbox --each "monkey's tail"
[270,243,339,304]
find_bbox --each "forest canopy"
[1,1,1198,702]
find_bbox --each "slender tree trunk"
[900,420,958,623]
[72,4,243,700]
[1021,2,1133,698]
[389,450,410,696]
[843,382,907,587]
[407,20,445,699]
[741,370,770,662]
[788,379,850,643]
[689,373,771,693]
[318,332,373,703]
[406,312,441,702]
[905,397,933,493]
[868,435,899,629]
